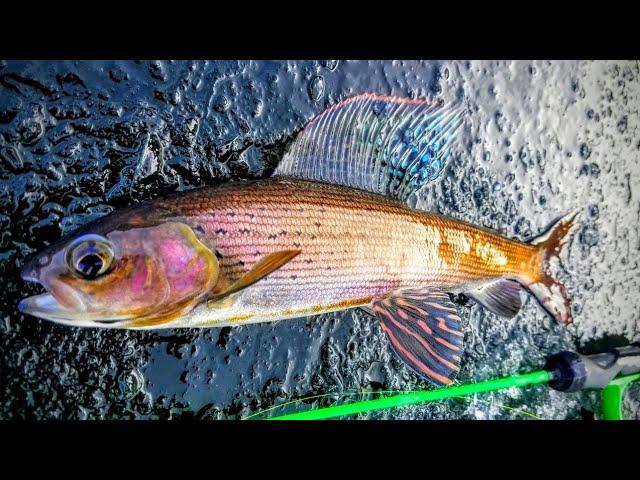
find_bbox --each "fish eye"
[66,234,116,280]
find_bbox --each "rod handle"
[545,344,640,392]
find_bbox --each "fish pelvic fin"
[525,210,580,325]
[373,287,464,386]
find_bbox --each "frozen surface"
[1,60,638,419]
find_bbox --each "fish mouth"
[19,292,131,327]
[19,267,131,328]
[19,263,85,323]
[18,293,79,323]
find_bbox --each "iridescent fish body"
[19,94,578,386]
[149,178,562,326]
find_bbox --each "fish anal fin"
[208,250,300,305]
[373,287,464,386]
[466,279,523,318]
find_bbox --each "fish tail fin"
[525,210,580,325]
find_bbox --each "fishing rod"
[260,344,640,420]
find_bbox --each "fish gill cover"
[0,60,639,419]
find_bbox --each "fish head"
[19,214,219,328]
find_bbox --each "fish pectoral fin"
[465,279,523,318]
[373,288,464,386]
[208,249,301,305]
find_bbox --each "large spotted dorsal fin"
[274,93,465,203]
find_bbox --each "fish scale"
[154,178,538,327]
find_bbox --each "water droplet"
[324,60,339,71]
[579,225,599,247]
[308,75,325,102]
[212,94,230,113]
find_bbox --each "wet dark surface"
[1,60,639,419]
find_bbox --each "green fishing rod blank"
[261,345,640,420]
[269,370,551,420]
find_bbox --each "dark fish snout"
[21,251,53,284]
[20,256,46,284]
[21,263,40,283]
[19,258,47,316]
